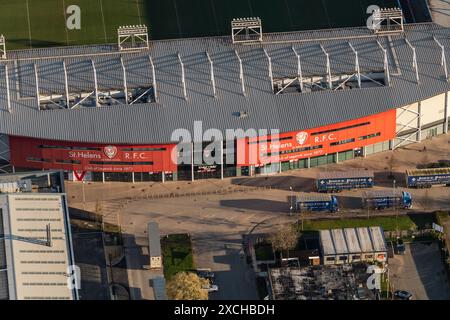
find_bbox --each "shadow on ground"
[231,176,316,192]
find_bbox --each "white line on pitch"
[136,0,142,25]
[62,0,69,46]
[99,0,108,43]
[25,0,33,48]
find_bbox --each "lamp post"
[393,179,398,232]
[289,186,293,217]
[82,180,86,211]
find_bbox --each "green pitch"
[0,0,398,50]
[0,0,145,49]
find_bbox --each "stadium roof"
[0,23,450,144]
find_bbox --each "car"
[394,290,412,300]
[396,238,405,255]
[202,284,219,292]
[197,268,215,280]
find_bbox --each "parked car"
[394,290,412,300]
[197,268,215,280]
[202,284,219,292]
[396,238,405,255]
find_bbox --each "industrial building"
[268,264,376,300]
[0,12,449,183]
[0,171,77,300]
[320,227,388,265]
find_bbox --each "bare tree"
[166,272,210,300]
[268,226,298,259]
[388,153,397,179]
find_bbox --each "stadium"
[0,3,448,183]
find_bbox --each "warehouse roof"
[0,23,450,144]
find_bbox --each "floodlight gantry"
[372,7,404,34]
[0,34,6,59]
[231,17,263,44]
[118,25,149,51]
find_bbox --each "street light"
[289,186,293,217]
[393,179,398,233]
[82,180,86,211]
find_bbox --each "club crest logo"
[103,146,118,159]
[296,132,308,145]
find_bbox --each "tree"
[388,153,397,179]
[166,272,210,300]
[268,226,298,259]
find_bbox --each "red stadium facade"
[9,109,396,182]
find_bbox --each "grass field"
[300,214,436,232]
[0,0,404,50]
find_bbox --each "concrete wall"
[420,93,446,126]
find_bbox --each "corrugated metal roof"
[318,170,374,180]
[0,23,449,144]
[296,194,333,202]
[369,227,387,252]
[331,229,348,255]
[320,227,386,258]
[343,228,362,254]
[364,190,404,198]
[356,227,375,253]
[319,230,335,256]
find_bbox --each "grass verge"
[161,234,194,280]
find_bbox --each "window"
[38,145,101,151]
[248,136,292,145]
[262,145,322,157]
[339,256,348,261]
[358,132,381,141]
[55,160,81,164]
[330,138,355,146]
[312,122,370,136]
[121,147,167,151]
[26,157,51,163]
[89,161,154,166]
[326,257,335,262]
[352,255,361,260]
